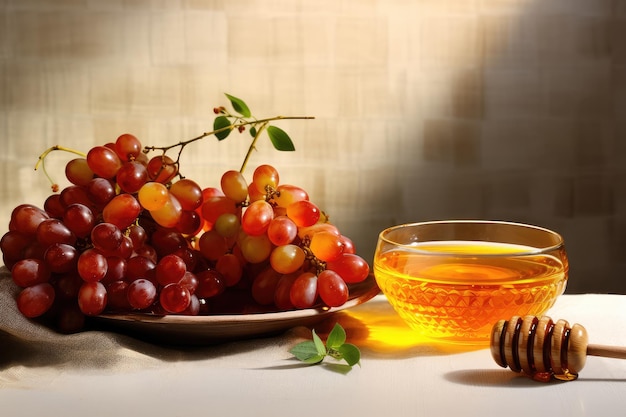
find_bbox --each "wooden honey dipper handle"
[490,315,626,381]
[587,344,626,360]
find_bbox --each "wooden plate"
[92,275,379,345]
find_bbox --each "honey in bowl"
[373,221,568,345]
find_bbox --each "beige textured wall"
[1,0,625,293]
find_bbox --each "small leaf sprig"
[290,323,361,372]
[146,93,314,175]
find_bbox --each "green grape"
[238,233,272,264]
[270,244,305,274]
[65,158,95,187]
[214,213,240,239]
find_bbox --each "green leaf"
[213,116,232,140]
[326,323,347,350]
[337,343,361,367]
[302,354,325,365]
[289,340,321,362]
[267,125,295,151]
[312,329,326,356]
[225,93,251,118]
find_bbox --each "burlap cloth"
[0,265,320,377]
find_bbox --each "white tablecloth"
[1,268,625,417]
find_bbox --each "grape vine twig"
[34,145,88,191]
[143,93,314,175]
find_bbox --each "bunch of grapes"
[0,133,369,333]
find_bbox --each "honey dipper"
[490,315,626,382]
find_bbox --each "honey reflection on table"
[317,296,486,357]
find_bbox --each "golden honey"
[373,241,568,345]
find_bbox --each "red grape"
[91,222,123,253]
[114,133,142,162]
[77,248,108,282]
[267,215,298,246]
[86,146,122,179]
[318,269,349,307]
[195,269,225,298]
[63,203,95,238]
[159,283,191,313]
[9,204,49,236]
[36,218,76,247]
[169,178,203,211]
[326,253,370,283]
[16,283,55,318]
[156,254,187,286]
[127,278,157,310]
[147,154,177,183]
[116,161,148,193]
[286,200,320,228]
[220,170,248,202]
[241,200,274,236]
[44,243,78,273]
[11,258,51,287]
[289,272,318,309]
[65,158,95,187]
[251,267,282,305]
[252,164,279,193]
[102,194,141,230]
[78,281,108,316]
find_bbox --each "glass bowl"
[373,220,569,345]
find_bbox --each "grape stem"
[34,145,88,191]
[240,121,269,173]
[143,115,314,175]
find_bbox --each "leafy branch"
[289,323,361,373]
[144,93,314,175]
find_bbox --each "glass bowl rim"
[377,219,565,257]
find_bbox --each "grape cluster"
[1,134,369,333]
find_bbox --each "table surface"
[1,292,625,417]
